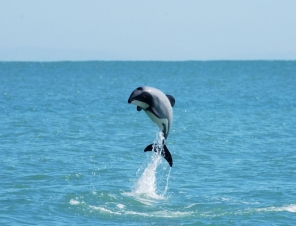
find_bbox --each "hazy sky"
[1,0,296,61]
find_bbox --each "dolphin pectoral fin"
[144,143,173,167]
[148,106,162,118]
[137,106,142,111]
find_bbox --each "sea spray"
[132,131,171,199]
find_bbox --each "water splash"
[131,131,171,200]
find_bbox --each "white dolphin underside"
[145,109,169,134]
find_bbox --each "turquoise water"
[1,61,296,225]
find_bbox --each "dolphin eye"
[137,87,143,91]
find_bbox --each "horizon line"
[0,59,295,63]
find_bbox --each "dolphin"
[128,86,175,167]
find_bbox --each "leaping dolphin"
[128,86,175,167]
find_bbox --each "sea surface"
[1,61,296,225]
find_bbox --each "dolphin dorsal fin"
[166,95,175,107]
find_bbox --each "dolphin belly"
[130,100,149,110]
[145,110,169,138]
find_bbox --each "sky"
[0,0,296,61]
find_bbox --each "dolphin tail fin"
[144,144,173,167]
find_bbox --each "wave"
[70,198,296,220]
[69,198,192,218]
[256,204,296,213]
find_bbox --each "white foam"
[130,131,171,201]
[87,204,192,218]
[124,209,192,218]
[133,153,162,198]
[285,205,296,212]
[147,210,192,218]
[185,203,198,209]
[116,203,125,209]
[257,204,296,213]
[69,199,80,205]
[89,205,121,215]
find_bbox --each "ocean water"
[1,61,296,225]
